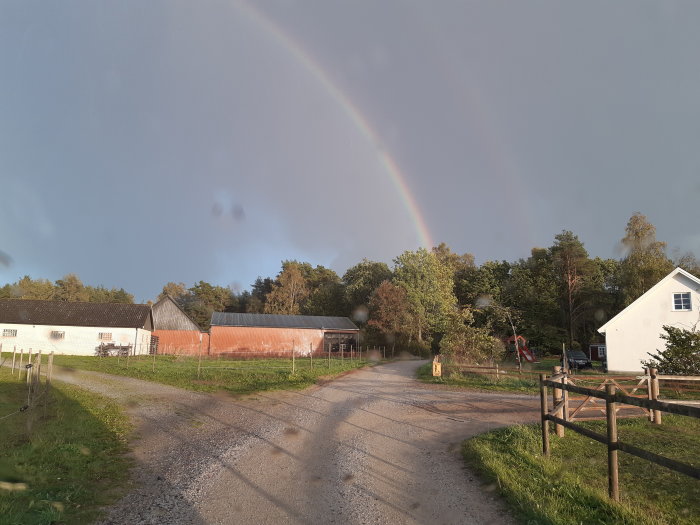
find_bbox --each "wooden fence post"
[540,374,550,456]
[309,342,313,370]
[328,344,331,369]
[650,368,661,425]
[292,341,296,374]
[36,350,42,388]
[47,352,54,386]
[18,349,24,382]
[11,346,16,375]
[606,384,619,501]
[553,366,564,437]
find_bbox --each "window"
[51,331,65,339]
[3,329,17,337]
[99,332,112,341]
[673,292,691,311]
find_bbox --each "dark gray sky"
[2,1,699,301]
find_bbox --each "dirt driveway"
[54,359,540,524]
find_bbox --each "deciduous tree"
[393,248,457,342]
[265,263,309,315]
[368,280,412,356]
[619,213,673,305]
[342,259,392,321]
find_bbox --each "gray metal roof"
[211,312,359,331]
[0,299,152,328]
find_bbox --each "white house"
[0,299,153,356]
[598,268,700,372]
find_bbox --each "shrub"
[642,325,700,375]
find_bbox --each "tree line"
[3,213,699,360]
[0,274,134,304]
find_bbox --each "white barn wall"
[0,323,151,356]
[601,272,700,372]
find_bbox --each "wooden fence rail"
[539,372,700,501]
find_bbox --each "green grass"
[0,367,131,525]
[417,360,700,400]
[39,353,375,395]
[417,362,540,395]
[463,415,700,525]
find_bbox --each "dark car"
[562,350,592,370]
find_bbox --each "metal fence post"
[540,373,550,456]
[606,384,619,501]
[646,368,654,422]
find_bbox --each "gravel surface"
[52,360,540,524]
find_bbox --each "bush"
[642,325,700,375]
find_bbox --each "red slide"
[518,345,536,363]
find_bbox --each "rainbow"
[234,1,434,250]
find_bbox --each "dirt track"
[54,360,540,524]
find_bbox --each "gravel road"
[53,360,540,524]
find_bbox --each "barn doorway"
[324,332,358,352]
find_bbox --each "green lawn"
[0,367,131,525]
[417,362,541,395]
[38,353,375,395]
[464,415,700,525]
[417,359,699,400]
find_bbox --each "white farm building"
[598,268,700,372]
[0,299,153,356]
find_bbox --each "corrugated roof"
[211,312,359,330]
[0,299,152,328]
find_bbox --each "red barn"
[209,313,359,359]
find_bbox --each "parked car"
[561,350,593,370]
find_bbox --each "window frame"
[50,330,66,340]
[2,329,18,337]
[672,292,692,311]
[98,332,113,341]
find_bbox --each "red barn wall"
[153,330,208,356]
[209,326,325,358]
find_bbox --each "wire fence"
[0,349,54,423]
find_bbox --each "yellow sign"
[432,361,442,377]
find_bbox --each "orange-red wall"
[209,326,325,358]
[153,330,209,356]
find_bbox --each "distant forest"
[3,213,699,356]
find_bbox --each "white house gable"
[598,268,700,372]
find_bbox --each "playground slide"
[518,346,537,363]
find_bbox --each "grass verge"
[416,362,539,395]
[40,354,375,395]
[0,367,131,525]
[463,415,700,524]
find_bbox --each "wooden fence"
[539,369,700,501]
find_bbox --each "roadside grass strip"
[0,367,131,525]
[44,354,373,395]
[417,362,539,394]
[463,415,700,525]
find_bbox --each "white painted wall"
[600,271,700,372]
[0,323,152,356]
